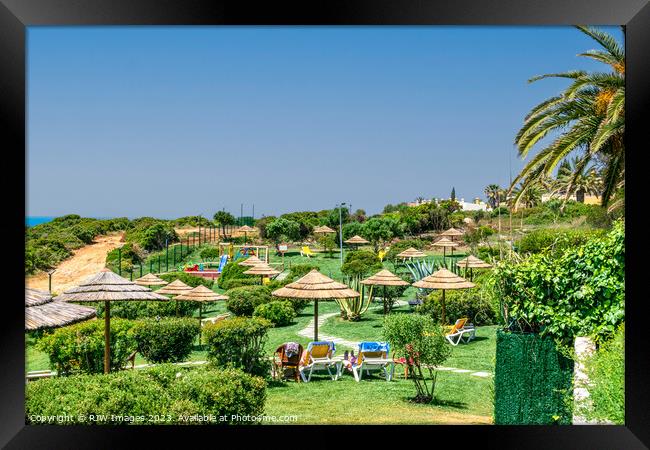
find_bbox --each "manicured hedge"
[217,261,248,289]
[253,301,296,326]
[36,319,136,375]
[132,318,199,363]
[203,316,272,377]
[26,365,266,425]
[225,285,272,317]
[494,331,574,424]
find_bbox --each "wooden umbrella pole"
[104,300,110,374]
[441,290,447,325]
[383,285,387,315]
[199,303,202,345]
[314,299,319,341]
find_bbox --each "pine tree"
[450,187,456,202]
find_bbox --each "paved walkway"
[297,301,492,379]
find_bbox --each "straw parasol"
[396,247,427,260]
[456,255,492,281]
[412,268,475,324]
[344,235,369,250]
[155,279,194,316]
[360,269,409,315]
[238,255,263,267]
[243,262,281,284]
[272,269,359,340]
[25,287,97,331]
[313,225,336,234]
[440,227,464,241]
[134,272,168,287]
[54,268,168,373]
[174,285,229,343]
[238,225,256,244]
[432,237,459,260]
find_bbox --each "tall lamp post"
[337,202,346,266]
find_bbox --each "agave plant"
[336,275,374,321]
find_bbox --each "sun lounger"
[300,246,315,258]
[444,318,476,345]
[344,342,395,382]
[299,341,341,382]
[272,342,304,382]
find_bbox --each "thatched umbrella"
[238,255,263,267]
[134,272,168,287]
[243,262,281,285]
[313,225,336,234]
[396,247,427,260]
[54,269,168,373]
[155,279,194,316]
[360,269,409,315]
[272,269,359,341]
[344,235,369,250]
[238,225,256,244]
[174,285,228,344]
[25,288,97,331]
[432,237,459,261]
[440,227,464,242]
[456,255,492,281]
[412,268,475,324]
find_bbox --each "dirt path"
[26,233,124,294]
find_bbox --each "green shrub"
[203,316,272,376]
[219,277,259,290]
[418,288,497,325]
[341,250,382,278]
[477,246,500,261]
[253,301,296,326]
[382,313,451,403]
[494,220,624,346]
[26,365,266,425]
[170,367,266,422]
[199,246,220,260]
[287,263,319,280]
[225,285,272,317]
[585,206,613,229]
[36,319,136,375]
[132,318,199,363]
[581,323,624,424]
[217,261,248,289]
[516,228,605,255]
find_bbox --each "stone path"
[297,301,492,379]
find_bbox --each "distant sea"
[26,216,55,227]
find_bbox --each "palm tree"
[511,26,624,209]
[512,181,543,209]
[551,157,602,203]
[484,184,502,209]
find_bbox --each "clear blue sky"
[27,26,622,219]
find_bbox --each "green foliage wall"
[494,331,574,425]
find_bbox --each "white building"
[407,197,489,211]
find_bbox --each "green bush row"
[26,364,266,425]
[36,317,203,373]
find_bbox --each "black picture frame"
[2,0,648,447]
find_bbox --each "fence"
[115,224,230,279]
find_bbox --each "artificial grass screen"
[494,330,574,425]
